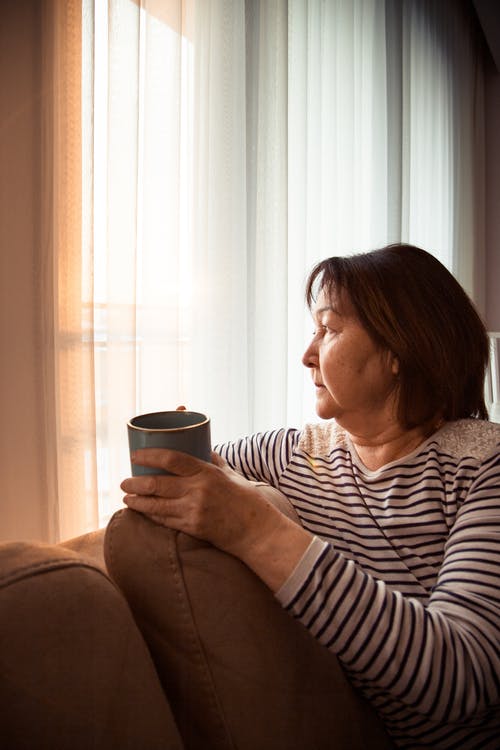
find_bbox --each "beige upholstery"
[0,540,183,749]
[105,509,394,750]
[0,498,395,749]
[59,527,107,571]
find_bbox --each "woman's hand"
[121,449,263,556]
[120,448,313,591]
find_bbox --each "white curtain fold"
[88,0,292,521]
[287,0,393,423]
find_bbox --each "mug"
[127,410,211,476]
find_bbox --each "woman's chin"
[315,401,337,421]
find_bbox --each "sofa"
[0,491,396,749]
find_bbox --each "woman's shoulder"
[433,419,500,461]
[297,420,349,457]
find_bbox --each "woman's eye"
[313,325,335,336]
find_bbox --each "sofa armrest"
[59,527,107,572]
[105,508,394,750]
[0,540,183,750]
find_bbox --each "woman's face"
[302,286,399,428]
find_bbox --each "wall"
[0,1,49,541]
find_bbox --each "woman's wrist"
[227,493,313,593]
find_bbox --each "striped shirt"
[215,419,500,749]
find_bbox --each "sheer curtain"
[82,0,292,523]
[0,0,98,543]
[0,0,485,543]
[45,0,99,540]
[288,0,486,435]
[85,0,485,529]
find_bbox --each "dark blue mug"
[127,410,211,476]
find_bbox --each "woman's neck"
[346,420,443,472]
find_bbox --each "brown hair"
[305,244,489,428]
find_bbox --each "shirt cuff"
[274,535,330,607]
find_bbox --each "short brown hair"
[305,244,489,428]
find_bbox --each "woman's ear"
[391,355,400,376]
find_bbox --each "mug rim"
[127,410,209,432]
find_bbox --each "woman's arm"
[275,449,500,725]
[213,428,301,485]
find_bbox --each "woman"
[121,244,500,749]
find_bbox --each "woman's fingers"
[123,490,213,539]
[121,472,185,498]
[123,495,192,532]
[123,493,181,516]
[130,447,207,476]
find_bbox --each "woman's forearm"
[226,498,314,592]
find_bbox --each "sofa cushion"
[105,508,394,750]
[0,541,183,750]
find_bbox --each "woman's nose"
[302,339,317,369]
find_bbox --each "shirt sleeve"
[274,448,500,725]
[214,428,301,486]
